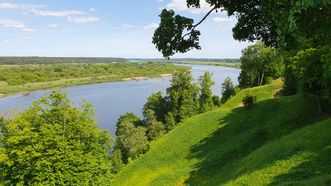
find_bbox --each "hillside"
[112,80,331,185]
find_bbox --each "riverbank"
[0,74,177,98]
[171,61,241,69]
[0,63,187,98]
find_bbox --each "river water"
[0,64,240,136]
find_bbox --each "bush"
[242,95,257,107]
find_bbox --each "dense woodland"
[1,0,331,185]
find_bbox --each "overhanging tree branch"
[182,6,218,38]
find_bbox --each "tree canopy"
[238,43,284,88]
[153,0,331,111]
[0,91,113,185]
[198,72,215,112]
[153,0,330,58]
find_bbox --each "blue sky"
[0,0,251,58]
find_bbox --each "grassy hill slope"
[112,81,331,186]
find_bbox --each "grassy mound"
[112,81,331,186]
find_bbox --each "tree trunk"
[260,71,265,86]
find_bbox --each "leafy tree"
[111,149,124,174]
[153,0,331,107]
[153,1,278,58]
[221,77,236,104]
[0,91,113,185]
[144,110,165,141]
[153,9,202,58]
[116,112,142,136]
[166,69,199,122]
[283,47,331,113]
[115,119,149,163]
[238,43,284,88]
[198,72,215,112]
[164,112,176,131]
[143,91,167,123]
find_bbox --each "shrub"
[242,95,257,107]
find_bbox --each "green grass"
[111,80,331,186]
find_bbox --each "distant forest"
[0,57,128,65]
[130,58,240,63]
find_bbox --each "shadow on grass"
[270,145,331,185]
[184,95,326,185]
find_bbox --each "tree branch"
[182,6,217,38]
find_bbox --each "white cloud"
[31,9,84,17]
[0,19,37,32]
[0,2,44,10]
[0,2,100,26]
[0,2,84,17]
[0,19,24,28]
[22,28,38,32]
[67,16,99,24]
[212,17,234,25]
[48,24,60,29]
[143,23,159,30]
[166,0,214,14]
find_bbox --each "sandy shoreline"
[122,77,148,81]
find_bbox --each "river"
[0,64,240,136]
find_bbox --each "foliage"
[111,150,124,174]
[0,91,113,185]
[212,95,221,107]
[198,72,215,113]
[166,69,199,122]
[115,112,142,135]
[113,81,331,186]
[153,0,330,55]
[153,0,331,110]
[220,77,236,104]
[238,43,284,88]
[113,70,221,168]
[143,92,167,123]
[114,113,148,163]
[144,110,165,141]
[0,63,183,86]
[242,95,257,107]
[284,46,331,96]
[114,118,149,164]
[152,9,201,58]
[164,112,176,131]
